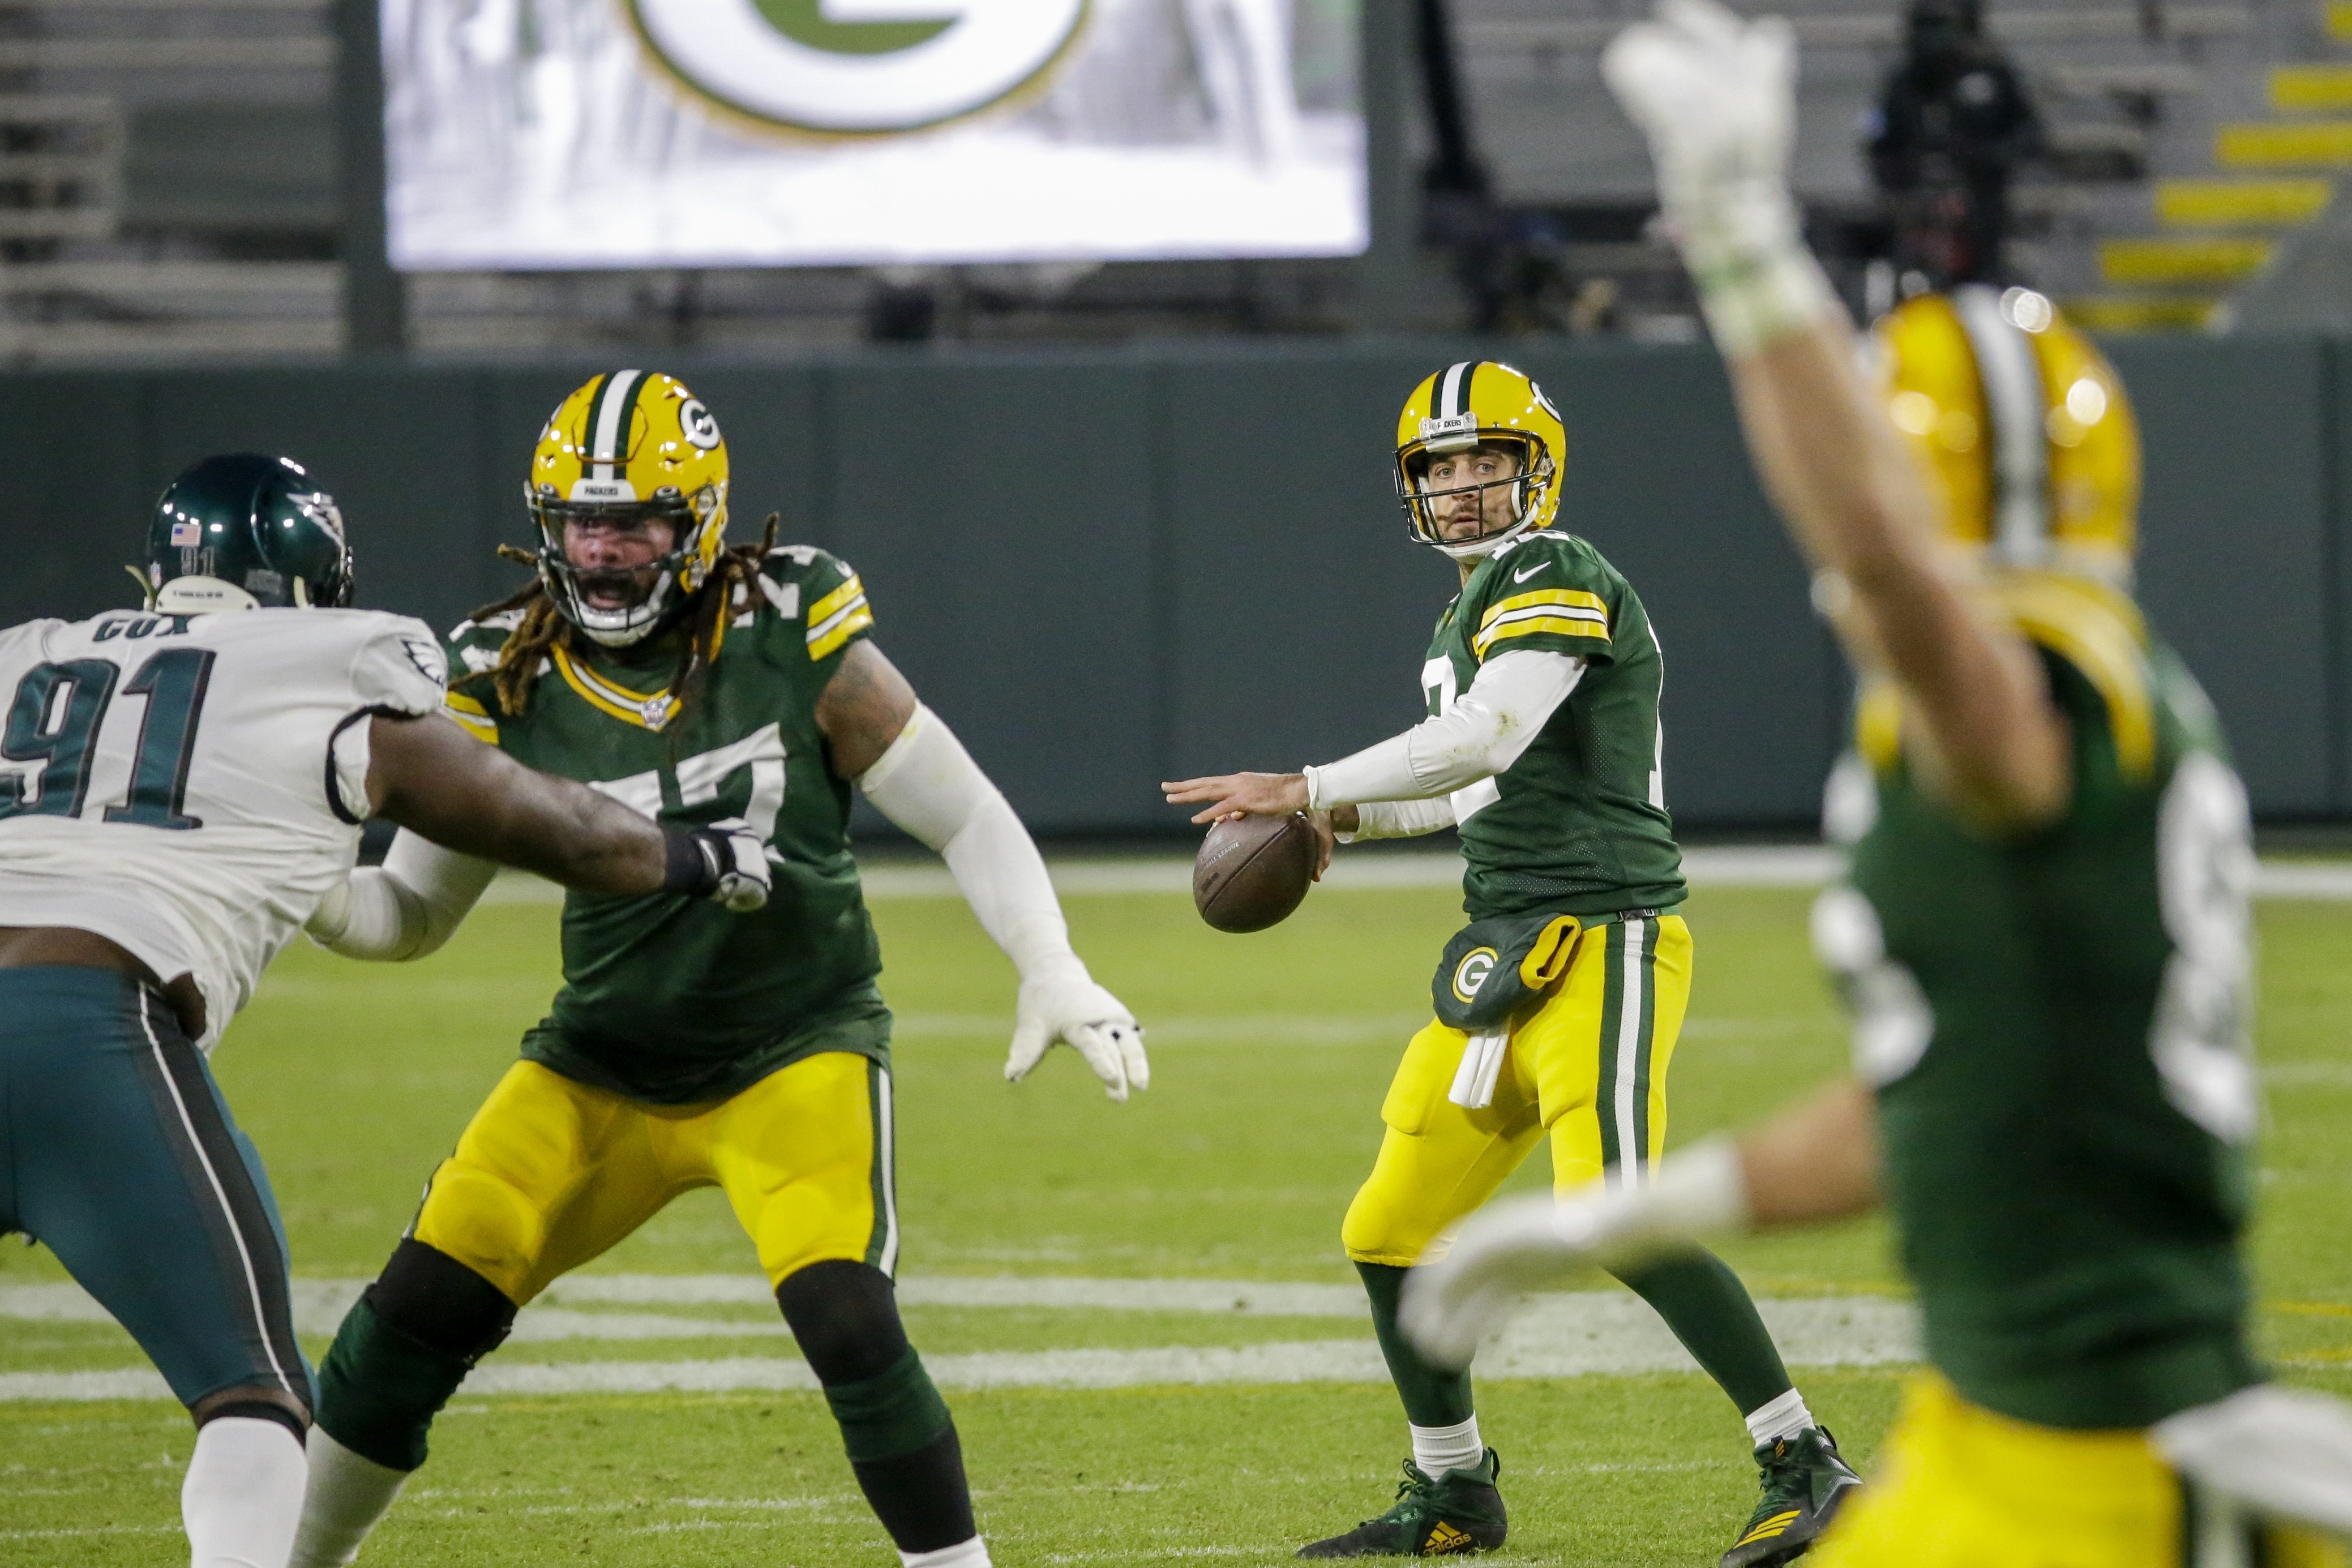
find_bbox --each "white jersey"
[0,606,446,1049]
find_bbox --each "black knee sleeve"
[776,1259,910,1385]
[197,1398,309,1445]
[315,1241,517,1473]
[367,1238,517,1362]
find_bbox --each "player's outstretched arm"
[1162,649,1583,825]
[1399,1078,1881,1366]
[1603,0,2068,832]
[817,641,1148,1102]
[363,710,772,910]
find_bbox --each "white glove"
[1602,0,1832,355]
[1005,958,1149,1103]
[1401,1137,1750,1368]
[687,817,772,914]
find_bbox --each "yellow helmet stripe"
[1950,289,2050,565]
[584,368,646,482]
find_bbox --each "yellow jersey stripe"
[1473,611,1610,658]
[1479,587,1606,629]
[806,597,873,662]
[552,646,679,732]
[447,709,499,745]
[443,689,491,718]
[808,574,867,626]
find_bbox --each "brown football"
[1193,812,1318,933]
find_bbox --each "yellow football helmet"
[1394,360,1566,559]
[527,369,730,646]
[1874,285,2139,581]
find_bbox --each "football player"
[0,453,768,1568]
[1163,359,1854,1561]
[290,371,1146,1568]
[1402,3,2352,1564]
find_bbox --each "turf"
[5,873,2352,1565]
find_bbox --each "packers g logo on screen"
[627,0,1088,136]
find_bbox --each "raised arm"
[1604,0,2069,831]
[361,710,770,909]
[815,640,1148,1102]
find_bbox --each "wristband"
[661,830,719,898]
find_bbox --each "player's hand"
[1603,0,1798,239]
[1307,809,1338,881]
[688,818,772,912]
[1006,961,1149,1102]
[1400,1192,1598,1369]
[1161,771,1309,825]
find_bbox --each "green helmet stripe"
[585,369,648,482]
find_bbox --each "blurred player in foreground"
[0,454,768,1568]
[1166,360,1853,1564]
[1404,3,2352,1562]
[292,372,1144,1568]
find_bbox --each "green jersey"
[1821,573,2261,1429]
[1424,530,1685,920]
[443,546,888,1106]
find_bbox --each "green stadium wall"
[0,336,2337,832]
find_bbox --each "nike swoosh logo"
[1513,562,1548,583]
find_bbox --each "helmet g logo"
[679,399,722,451]
[627,0,1088,136]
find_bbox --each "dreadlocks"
[455,512,782,730]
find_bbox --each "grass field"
[6,858,2352,1566]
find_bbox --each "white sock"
[1745,1388,1814,1447]
[899,1537,991,1568]
[1410,1416,1484,1478]
[182,1416,307,1568]
[289,1427,411,1567]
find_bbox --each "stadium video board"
[383,0,1366,269]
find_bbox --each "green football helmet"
[143,453,355,613]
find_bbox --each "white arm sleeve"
[1304,650,1586,809]
[859,704,1083,982]
[306,830,497,962]
[1340,796,1460,843]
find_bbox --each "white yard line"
[0,1288,1918,1402]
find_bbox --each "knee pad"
[776,1261,949,1464]
[776,1259,909,1386]
[368,1238,517,1363]
[315,1242,517,1473]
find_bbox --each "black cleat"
[1719,1426,1862,1568]
[1299,1450,1507,1558]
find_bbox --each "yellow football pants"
[411,1052,897,1306]
[1344,914,1692,1266]
[1813,1374,2346,1568]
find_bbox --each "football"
[1193,811,1318,933]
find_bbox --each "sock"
[1607,1249,1794,1416]
[1357,1261,1475,1428]
[290,1426,410,1568]
[1410,1415,1484,1478]
[1744,1387,1815,1448]
[182,1416,307,1568]
[899,1535,992,1568]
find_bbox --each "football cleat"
[1719,1426,1861,1568]
[1298,1450,1507,1558]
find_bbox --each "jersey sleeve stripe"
[806,577,872,661]
[444,706,499,744]
[1473,614,1612,658]
[808,575,866,626]
[443,689,490,718]
[1479,588,1608,629]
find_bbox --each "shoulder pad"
[1991,573,2154,782]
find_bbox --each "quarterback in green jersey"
[1406,5,2352,1565]
[1167,359,1855,1564]
[288,371,1147,1568]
